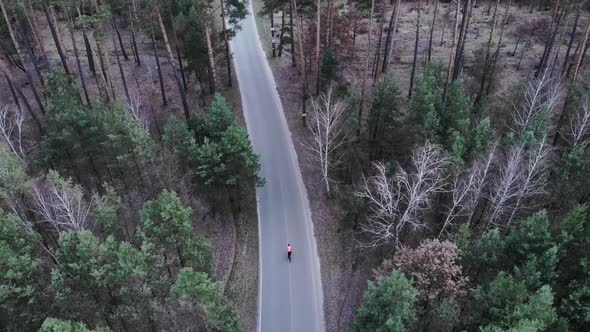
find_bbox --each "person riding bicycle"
[287,244,292,262]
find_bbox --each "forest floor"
[252,0,590,331]
[0,8,258,332]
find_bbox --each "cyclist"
[287,244,292,262]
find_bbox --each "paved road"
[230,3,325,332]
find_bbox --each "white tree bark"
[303,87,350,195]
[565,97,590,147]
[359,143,449,247]
[0,104,26,164]
[31,172,92,232]
[509,70,562,136]
[439,142,497,237]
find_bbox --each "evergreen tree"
[354,271,418,332]
[0,208,45,330]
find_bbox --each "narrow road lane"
[230,4,325,332]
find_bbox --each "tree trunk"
[25,0,48,67]
[485,0,501,63]
[315,0,321,94]
[170,16,188,90]
[359,0,376,135]
[512,37,520,56]
[82,29,96,75]
[439,5,447,47]
[220,0,233,87]
[535,10,562,78]
[15,15,44,87]
[68,18,91,106]
[443,0,461,99]
[372,0,385,79]
[293,0,307,124]
[113,32,130,103]
[204,24,217,95]
[382,0,401,73]
[562,7,580,76]
[113,17,129,61]
[427,0,439,62]
[0,62,43,133]
[0,0,26,68]
[129,12,141,66]
[550,12,570,77]
[408,0,422,99]
[155,8,191,121]
[271,6,276,57]
[43,3,70,75]
[452,0,473,82]
[279,7,286,56]
[572,19,590,83]
[150,20,167,106]
[289,0,296,66]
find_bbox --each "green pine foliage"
[164,94,263,188]
[354,271,418,332]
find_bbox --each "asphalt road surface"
[230,3,325,332]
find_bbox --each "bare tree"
[303,87,350,196]
[485,143,524,230]
[509,71,562,136]
[31,171,92,232]
[505,139,553,227]
[439,143,497,237]
[0,104,26,163]
[563,97,590,147]
[126,92,151,131]
[359,143,449,247]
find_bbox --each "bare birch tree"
[505,138,553,227]
[439,143,497,237]
[564,97,590,147]
[31,171,92,232]
[509,71,562,136]
[0,104,26,163]
[485,143,524,230]
[303,87,350,196]
[359,143,449,247]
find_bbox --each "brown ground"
[252,0,590,331]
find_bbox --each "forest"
[0,0,260,330]
[256,0,590,330]
[1,0,590,331]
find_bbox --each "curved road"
[230,3,325,332]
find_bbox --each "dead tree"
[563,98,590,147]
[0,104,26,163]
[32,173,93,232]
[169,17,188,90]
[204,17,217,94]
[505,139,553,227]
[289,0,296,66]
[359,143,449,247]
[15,15,44,86]
[409,0,423,99]
[25,0,48,66]
[14,16,46,116]
[439,143,497,237]
[452,0,473,82]
[303,87,350,196]
[509,71,562,137]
